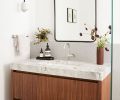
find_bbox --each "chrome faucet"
[64,43,76,60]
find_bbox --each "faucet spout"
[64,43,76,60]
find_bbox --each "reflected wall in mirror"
[54,0,96,42]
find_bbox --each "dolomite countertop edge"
[10,59,111,81]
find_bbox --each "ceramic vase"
[97,47,104,65]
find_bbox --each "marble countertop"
[10,59,111,81]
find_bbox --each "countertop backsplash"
[30,41,111,64]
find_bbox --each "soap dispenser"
[39,48,44,57]
[45,43,52,57]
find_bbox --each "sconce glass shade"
[21,1,29,12]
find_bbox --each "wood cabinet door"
[38,76,58,100]
[76,80,98,100]
[57,77,76,100]
[12,71,22,100]
[12,71,38,100]
[38,76,76,100]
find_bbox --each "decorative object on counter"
[83,24,111,65]
[34,28,51,45]
[84,24,111,44]
[21,0,29,12]
[36,56,54,60]
[39,48,44,57]
[96,26,111,65]
[96,34,110,65]
[45,43,52,57]
[36,43,54,60]
[97,47,104,65]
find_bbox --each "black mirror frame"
[54,0,97,42]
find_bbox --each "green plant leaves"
[34,28,51,45]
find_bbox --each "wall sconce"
[21,0,29,12]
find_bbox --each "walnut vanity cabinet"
[11,71,38,100]
[37,75,76,100]
[11,70,110,100]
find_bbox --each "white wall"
[0,0,36,100]
[97,0,111,34]
[112,0,120,100]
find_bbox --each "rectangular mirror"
[54,0,97,42]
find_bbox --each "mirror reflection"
[55,0,96,42]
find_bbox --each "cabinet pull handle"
[13,97,21,100]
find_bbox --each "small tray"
[36,56,54,60]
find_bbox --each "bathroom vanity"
[11,59,111,100]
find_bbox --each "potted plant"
[34,28,51,45]
[96,33,110,65]
[84,24,111,65]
